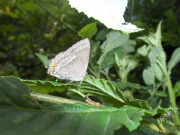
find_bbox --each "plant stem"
[30,92,77,104]
[157,60,180,126]
[165,74,180,126]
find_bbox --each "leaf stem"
[68,88,86,98]
[30,92,77,104]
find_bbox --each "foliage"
[0,0,180,135]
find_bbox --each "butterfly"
[47,38,90,81]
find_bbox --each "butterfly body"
[47,38,90,81]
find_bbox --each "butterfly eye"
[51,64,57,68]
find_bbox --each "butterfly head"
[47,58,61,78]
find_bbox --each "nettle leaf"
[138,34,156,46]
[143,67,155,85]
[0,76,146,135]
[137,45,151,56]
[152,63,164,82]
[126,99,151,110]
[83,75,126,104]
[98,31,136,68]
[68,0,143,33]
[101,31,129,53]
[167,47,180,74]
[35,53,49,67]
[82,76,151,109]
[78,22,98,38]
[148,47,166,64]
[138,21,163,47]
[23,75,151,110]
[154,21,162,46]
[95,29,110,41]
[124,55,139,73]
[101,47,124,69]
[22,79,66,94]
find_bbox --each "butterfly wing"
[48,38,90,81]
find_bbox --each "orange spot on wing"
[51,64,57,69]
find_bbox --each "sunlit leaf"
[68,0,144,33]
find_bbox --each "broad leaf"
[24,76,151,109]
[83,76,126,104]
[22,79,66,94]
[97,31,130,67]
[148,47,166,64]
[83,76,151,109]
[124,55,139,73]
[0,76,146,135]
[101,47,124,69]
[138,21,163,47]
[78,22,98,38]
[143,67,155,85]
[137,45,151,56]
[68,0,143,33]
[36,53,49,67]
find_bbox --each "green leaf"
[83,76,126,104]
[24,76,152,110]
[115,82,143,90]
[174,81,180,97]
[148,47,166,64]
[101,31,129,52]
[167,47,180,74]
[78,22,98,38]
[126,98,151,110]
[124,55,139,73]
[0,76,31,107]
[137,45,151,56]
[152,63,164,82]
[155,21,162,46]
[24,75,152,110]
[82,76,151,109]
[0,76,146,135]
[115,55,139,82]
[20,2,39,11]
[97,31,130,66]
[95,29,110,41]
[101,47,124,69]
[138,21,163,47]
[35,53,49,67]
[143,67,155,85]
[22,79,66,94]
